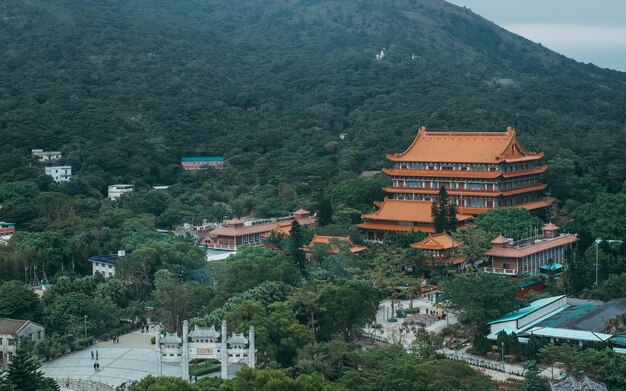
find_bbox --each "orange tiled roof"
[382,184,547,198]
[485,234,577,258]
[362,199,473,223]
[541,222,559,231]
[303,234,367,254]
[518,199,554,211]
[382,168,502,179]
[387,127,543,164]
[357,222,437,233]
[502,166,548,178]
[410,232,462,250]
[491,234,511,245]
[293,208,310,216]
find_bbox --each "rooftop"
[387,127,543,164]
[411,232,462,251]
[0,318,34,335]
[485,234,578,258]
[303,234,367,254]
[181,156,224,162]
[488,295,566,324]
[362,198,473,224]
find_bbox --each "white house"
[0,318,45,365]
[44,166,72,182]
[88,251,125,277]
[31,149,62,162]
[108,184,134,200]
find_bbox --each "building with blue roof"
[181,156,224,170]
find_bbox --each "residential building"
[181,156,224,170]
[88,251,125,278]
[357,198,472,241]
[360,126,552,240]
[484,223,577,276]
[303,234,367,255]
[0,222,15,236]
[0,318,45,365]
[108,184,134,200]
[205,209,315,250]
[410,232,464,265]
[31,149,61,163]
[44,165,72,182]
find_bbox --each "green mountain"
[1,0,625,192]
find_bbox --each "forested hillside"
[1,0,624,190]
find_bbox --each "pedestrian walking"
[93,363,97,371]
[96,350,99,360]
[91,350,94,360]
[96,362,100,371]
[65,377,70,388]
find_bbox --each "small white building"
[88,251,125,277]
[108,184,134,200]
[44,166,72,182]
[31,149,62,162]
[0,318,45,365]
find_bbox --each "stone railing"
[54,378,115,391]
[484,267,518,276]
[440,349,526,377]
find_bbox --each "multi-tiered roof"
[360,127,552,240]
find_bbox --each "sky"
[446,0,626,72]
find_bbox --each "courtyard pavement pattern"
[42,329,184,388]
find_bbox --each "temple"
[410,232,464,266]
[360,126,552,240]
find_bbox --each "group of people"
[90,350,99,360]
[111,335,120,343]
[93,362,101,371]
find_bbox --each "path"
[42,329,184,388]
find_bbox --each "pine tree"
[432,186,458,233]
[289,220,306,276]
[446,202,458,233]
[318,198,333,227]
[5,348,55,391]
[521,360,548,391]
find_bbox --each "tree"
[4,348,57,391]
[452,227,492,263]
[0,281,42,321]
[431,186,457,233]
[474,208,542,240]
[411,328,444,359]
[127,376,198,391]
[155,270,190,334]
[315,280,378,341]
[288,220,307,275]
[210,247,301,301]
[318,197,333,227]
[521,360,548,391]
[443,273,525,331]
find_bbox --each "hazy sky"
[447,0,626,72]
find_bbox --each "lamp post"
[84,315,87,339]
[595,239,600,285]
[500,342,504,362]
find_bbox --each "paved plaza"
[364,297,458,348]
[42,330,184,388]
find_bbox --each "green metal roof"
[488,295,565,324]
[181,156,224,162]
[540,263,563,271]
